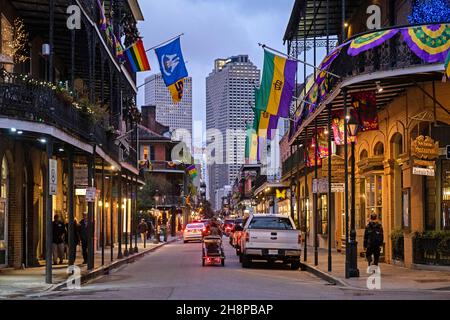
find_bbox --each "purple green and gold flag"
[255,50,297,118]
[255,110,279,140]
[96,0,107,31]
[187,164,198,179]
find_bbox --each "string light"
[408,0,450,24]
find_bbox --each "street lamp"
[347,116,360,278]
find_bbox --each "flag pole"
[258,43,341,79]
[123,33,185,52]
[145,33,185,53]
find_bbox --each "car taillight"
[203,227,206,232]
[298,233,302,244]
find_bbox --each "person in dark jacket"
[137,219,148,246]
[363,213,384,266]
[79,213,88,264]
[52,214,67,265]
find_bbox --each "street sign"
[85,187,96,202]
[413,167,435,177]
[446,145,450,159]
[49,159,57,195]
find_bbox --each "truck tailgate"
[247,229,300,250]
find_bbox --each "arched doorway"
[0,156,9,267]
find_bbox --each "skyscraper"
[144,73,193,136]
[206,55,260,206]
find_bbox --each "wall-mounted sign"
[74,167,88,186]
[49,159,57,195]
[411,135,439,160]
[413,167,435,177]
[313,178,345,193]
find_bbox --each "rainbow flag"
[125,39,151,73]
[445,49,450,78]
[187,164,198,179]
[255,50,297,118]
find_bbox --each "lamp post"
[154,191,160,244]
[347,116,360,278]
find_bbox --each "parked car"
[183,223,206,243]
[239,214,301,269]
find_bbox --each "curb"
[46,238,179,293]
[300,262,348,287]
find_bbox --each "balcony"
[292,23,447,140]
[145,161,186,174]
[0,73,124,161]
[282,147,305,179]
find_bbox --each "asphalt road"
[35,238,450,300]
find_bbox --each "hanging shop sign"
[411,135,440,160]
[411,136,439,176]
[313,178,345,193]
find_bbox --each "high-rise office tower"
[144,73,193,138]
[206,55,260,206]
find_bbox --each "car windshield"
[235,219,243,224]
[247,217,294,230]
[186,223,204,229]
[224,220,234,225]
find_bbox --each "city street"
[34,239,450,300]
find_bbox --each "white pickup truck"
[239,214,301,270]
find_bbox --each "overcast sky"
[135,0,302,148]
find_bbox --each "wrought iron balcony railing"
[0,74,131,166]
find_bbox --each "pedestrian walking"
[52,214,66,265]
[363,213,384,266]
[79,213,89,264]
[137,219,148,247]
[147,220,154,240]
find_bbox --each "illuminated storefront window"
[1,14,14,72]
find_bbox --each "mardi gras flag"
[401,24,450,63]
[351,91,379,132]
[187,164,198,179]
[96,0,107,31]
[114,35,124,60]
[255,50,297,118]
[155,38,188,103]
[125,39,151,73]
[245,122,258,163]
[445,50,450,78]
[255,109,279,140]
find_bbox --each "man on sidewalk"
[363,213,384,266]
[137,219,148,247]
[79,213,88,264]
[52,214,67,265]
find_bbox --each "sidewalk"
[0,235,179,299]
[301,246,450,291]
